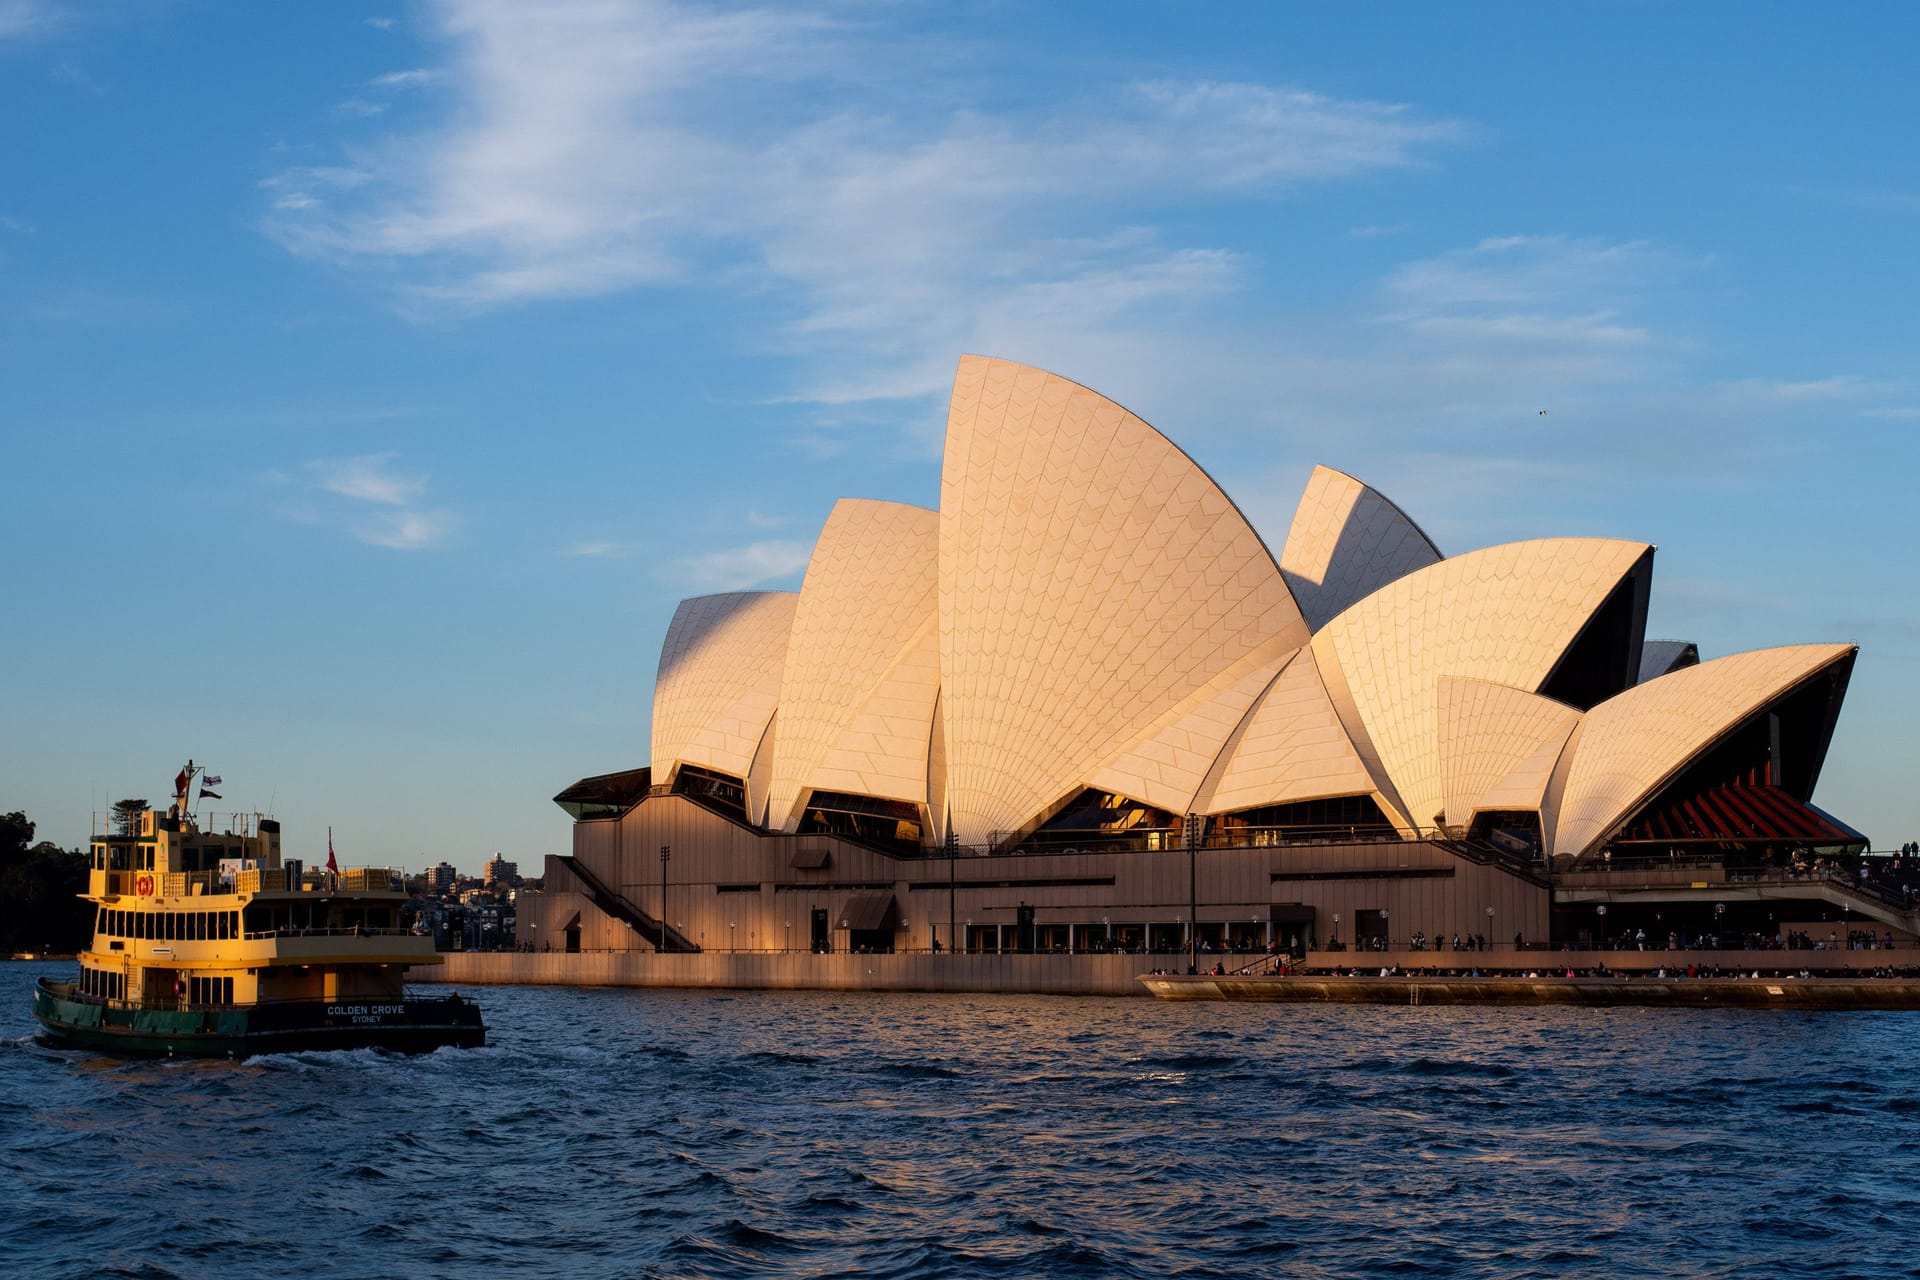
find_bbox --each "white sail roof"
[1195,643,1384,816]
[937,355,1309,845]
[1436,677,1580,827]
[1549,644,1856,859]
[767,499,940,831]
[1279,465,1442,632]
[650,591,799,784]
[1311,537,1652,832]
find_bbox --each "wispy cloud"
[366,17,397,32]
[0,0,56,40]
[1716,374,1902,403]
[371,68,442,89]
[264,0,1467,394]
[308,453,424,505]
[564,540,634,559]
[299,453,452,548]
[358,510,454,550]
[665,539,812,591]
[49,61,107,95]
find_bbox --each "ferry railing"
[240,925,418,940]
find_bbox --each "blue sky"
[3,1,1917,872]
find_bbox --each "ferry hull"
[32,979,486,1057]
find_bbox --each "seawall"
[411,950,1149,996]
[1141,973,1920,1009]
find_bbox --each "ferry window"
[222,977,233,1003]
[166,913,177,942]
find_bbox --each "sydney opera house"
[528,356,1881,966]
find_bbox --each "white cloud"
[1861,407,1920,421]
[665,538,812,591]
[1717,375,1902,404]
[366,16,396,31]
[358,510,454,549]
[371,68,443,89]
[0,0,55,39]
[264,0,1467,392]
[298,453,452,549]
[307,453,424,505]
[565,540,633,559]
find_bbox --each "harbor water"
[3,960,1916,1279]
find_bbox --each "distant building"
[484,854,518,887]
[425,861,457,895]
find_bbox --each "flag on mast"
[327,828,339,874]
[173,768,189,798]
[202,774,222,787]
[199,788,221,801]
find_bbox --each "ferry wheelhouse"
[33,762,484,1056]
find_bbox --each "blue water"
[3,960,1916,1279]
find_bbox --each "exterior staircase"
[557,855,701,953]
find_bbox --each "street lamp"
[659,845,671,945]
[1380,907,1389,951]
[729,921,735,953]
[1595,903,1607,948]
[1333,913,1340,949]
[1486,905,1495,949]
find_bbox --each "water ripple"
[6,962,1920,1279]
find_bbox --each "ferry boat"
[33,762,485,1057]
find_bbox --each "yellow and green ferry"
[33,762,485,1057]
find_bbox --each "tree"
[111,798,149,836]
[0,813,91,954]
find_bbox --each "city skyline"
[3,3,1917,867]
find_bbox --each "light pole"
[1381,906,1389,952]
[1486,904,1495,949]
[785,919,791,952]
[659,845,671,949]
[729,921,735,953]
[1595,903,1607,949]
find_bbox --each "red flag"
[173,768,189,798]
[327,828,339,874]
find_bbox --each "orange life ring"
[135,874,155,896]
